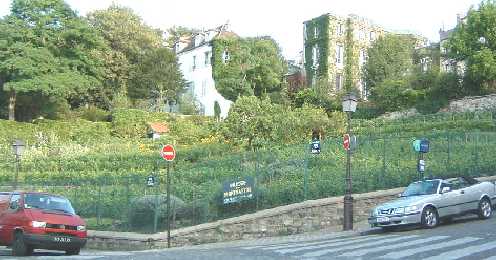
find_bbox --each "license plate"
[377,217,390,223]
[53,236,72,243]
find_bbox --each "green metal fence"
[1,131,496,233]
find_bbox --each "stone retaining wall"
[86,176,496,250]
[448,94,496,112]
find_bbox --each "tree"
[212,36,286,101]
[445,0,496,94]
[363,34,418,111]
[364,34,416,92]
[0,0,107,120]
[87,5,163,105]
[132,47,185,110]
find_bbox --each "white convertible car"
[368,176,496,229]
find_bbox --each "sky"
[0,0,483,60]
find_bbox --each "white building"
[176,26,233,118]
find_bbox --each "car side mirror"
[441,187,451,194]
[9,201,19,210]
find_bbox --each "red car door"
[0,194,23,245]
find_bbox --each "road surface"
[1,215,495,259]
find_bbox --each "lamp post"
[12,139,25,190]
[342,93,357,231]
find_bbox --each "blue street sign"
[420,140,429,153]
[147,176,155,187]
[413,139,429,153]
[311,140,321,154]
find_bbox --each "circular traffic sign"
[161,144,176,161]
[343,134,350,151]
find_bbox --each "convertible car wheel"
[421,207,438,228]
[478,198,492,219]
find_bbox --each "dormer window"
[222,50,230,63]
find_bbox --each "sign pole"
[160,144,175,249]
[167,161,171,248]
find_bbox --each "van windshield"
[24,194,75,215]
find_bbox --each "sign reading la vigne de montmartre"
[222,176,254,204]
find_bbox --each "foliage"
[364,34,417,95]
[213,101,221,121]
[445,0,496,94]
[87,4,168,109]
[111,109,170,138]
[223,96,338,149]
[131,47,185,108]
[372,79,419,112]
[177,93,200,115]
[303,15,329,86]
[344,18,356,92]
[212,36,286,101]
[0,0,108,121]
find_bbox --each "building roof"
[148,122,169,134]
[177,23,238,54]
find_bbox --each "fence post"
[126,176,131,231]
[303,154,308,201]
[447,132,451,173]
[382,137,386,188]
[97,176,102,226]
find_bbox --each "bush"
[128,194,185,229]
[111,109,170,138]
[75,106,110,122]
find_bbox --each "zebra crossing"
[240,234,496,259]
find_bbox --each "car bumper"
[23,234,87,250]
[368,212,422,227]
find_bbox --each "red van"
[0,192,87,256]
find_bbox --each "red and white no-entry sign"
[161,144,176,161]
[343,134,350,151]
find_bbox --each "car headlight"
[77,225,86,231]
[31,221,46,228]
[405,205,418,213]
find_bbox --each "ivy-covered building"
[303,14,386,99]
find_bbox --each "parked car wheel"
[66,248,80,255]
[12,232,33,256]
[421,206,438,228]
[478,198,492,219]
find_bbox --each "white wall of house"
[178,44,232,118]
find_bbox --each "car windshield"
[402,180,440,197]
[24,193,75,215]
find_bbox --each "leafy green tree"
[445,0,496,94]
[212,36,286,101]
[364,34,416,92]
[1,0,107,120]
[132,47,185,110]
[87,5,163,106]
[363,34,418,112]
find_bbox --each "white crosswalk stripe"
[300,235,420,258]
[339,235,449,257]
[260,235,376,250]
[422,240,496,260]
[381,237,482,259]
[275,235,411,255]
[241,234,496,260]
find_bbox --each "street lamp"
[342,93,357,231]
[12,139,25,190]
